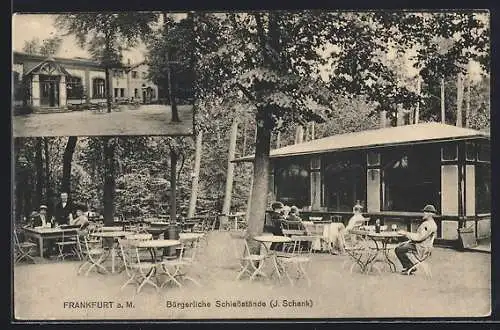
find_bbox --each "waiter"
[53,192,74,226]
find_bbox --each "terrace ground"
[12,104,194,137]
[13,231,491,320]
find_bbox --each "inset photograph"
[12,13,194,137]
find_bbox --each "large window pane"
[324,153,366,212]
[476,163,491,214]
[383,146,440,212]
[441,144,458,161]
[275,158,310,208]
[478,142,490,162]
[66,76,84,100]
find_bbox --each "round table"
[253,235,292,280]
[132,239,182,262]
[129,239,182,291]
[91,231,132,273]
[125,233,153,241]
[351,230,404,272]
[100,226,123,232]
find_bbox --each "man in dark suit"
[54,192,74,226]
[32,205,49,227]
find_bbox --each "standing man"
[395,204,438,275]
[32,205,49,227]
[53,192,74,226]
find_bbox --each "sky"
[12,14,146,64]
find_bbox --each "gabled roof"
[24,57,72,76]
[233,122,490,162]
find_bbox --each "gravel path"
[14,231,491,320]
[13,105,193,137]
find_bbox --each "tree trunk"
[414,77,421,124]
[35,137,44,207]
[456,74,464,127]
[166,50,181,123]
[187,131,203,218]
[242,120,247,156]
[310,122,315,140]
[103,137,115,225]
[247,106,273,244]
[61,136,77,195]
[295,125,304,144]
[105,67,112,113]
[465,77,471,128]
[441,78,446,124]
[245,12,280,254]
[14,139,23,223]
[380,110,387,128]
[44,137,52,208]
[221,119,239,227]
[276,131,281,149]
[169,149,178,222]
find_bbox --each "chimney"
[380,110,387,128]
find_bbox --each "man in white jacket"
[395,204,438,275]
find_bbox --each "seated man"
[264,202,286,251]
[395,204,438,275]
[31,205,49,227]
[70,208,90,229]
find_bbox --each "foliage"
[22,36,63,56]
[55,13,156,67]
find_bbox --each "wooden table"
[91,231,131,273]
[23,227,79,258]
[253,235,292,281]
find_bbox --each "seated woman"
[342,203,370,250]
[71,208,90,229]
[283,206,305,230]
[346,204,368,232]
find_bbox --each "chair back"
[289,235,315,255]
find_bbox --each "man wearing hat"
[31,205,50,228]
[395,204,438,275]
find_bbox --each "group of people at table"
[264,201,437,275]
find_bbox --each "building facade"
[12,51,158,113]
[234,123,491,245]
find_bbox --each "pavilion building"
[234,122,491,245]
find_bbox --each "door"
[142,90,146,104]
[39,75,59,107]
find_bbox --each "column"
[59,75,67,109]
[31,74,40,107]
[84,69,91,103]
[310,156,321,211]
[268,166,276,202]
[366,151,381,212]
